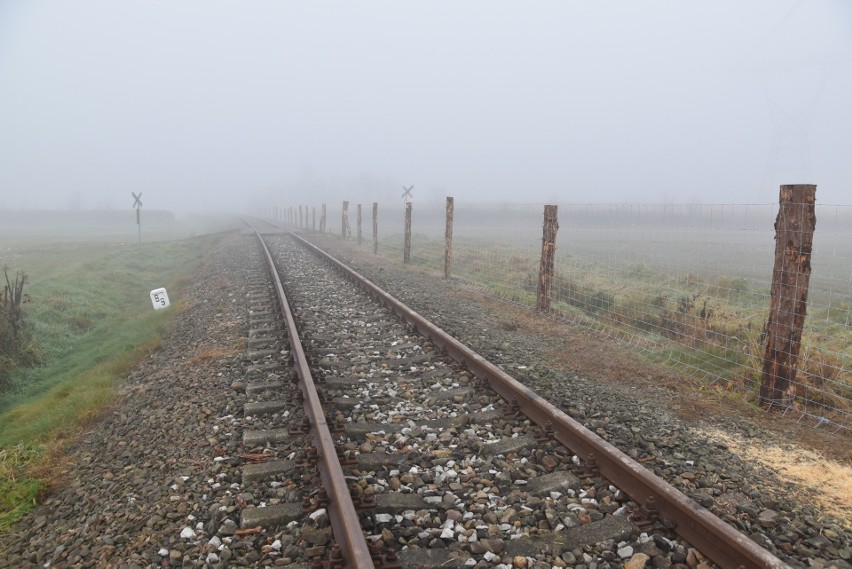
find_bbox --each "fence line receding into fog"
[263,192,851,433]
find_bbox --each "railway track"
[238,221,791,569]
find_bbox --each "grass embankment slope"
[0,232,225,531]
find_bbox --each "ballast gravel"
[297,231,850,569]
[268,235,706,569]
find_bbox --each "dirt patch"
[700,427,852,527]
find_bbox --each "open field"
[0,209,238,245]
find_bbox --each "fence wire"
[278,200,851,433]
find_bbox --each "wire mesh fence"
[274,199,852,433]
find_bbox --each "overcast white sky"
[0,1,849,212]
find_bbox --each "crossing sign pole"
[132,192,143,243]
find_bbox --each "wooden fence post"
[403,201,412,264]
[342,201,350,238]
[444,196,454,279]
[536,205,559,312]
[312,207,316,231]
[759,184,817,409]
[299,205,303,228]
[357,204,363,245]
[372,202,378,254]
[320,204,326,233]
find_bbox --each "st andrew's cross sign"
[132,192,142,243]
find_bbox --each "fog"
[0,1,850,213]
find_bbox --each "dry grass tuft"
[186,346,241,366]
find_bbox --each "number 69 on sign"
[150,288,170,310]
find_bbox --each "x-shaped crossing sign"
[401,185,414,200]
[132,192,143,209]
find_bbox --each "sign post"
[132,192,143,243]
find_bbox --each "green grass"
[0,232,226,531]
[0,442,44,531]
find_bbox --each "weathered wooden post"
[403,201,412,264]
[342,201,350,238]
[299,205,303,228]
[372,202,378,254]
[320,204,326,233]
[357,204,363,245]
[536,204,559,312]
[759,184,817,409]
[444,196,454,279]
[312,207,316,231]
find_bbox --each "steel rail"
[253,229,375,569]
[288,230,791,569]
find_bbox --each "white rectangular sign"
[150,288,170,310]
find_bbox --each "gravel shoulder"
[0,233,262,568]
